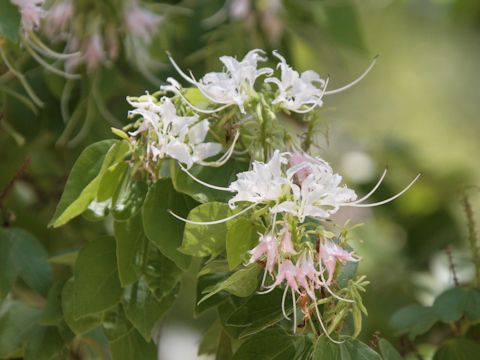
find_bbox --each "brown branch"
[0,157,31,204]
[446,245,459,287]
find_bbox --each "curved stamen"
[282,285,291,320]
[27,32,80,59]
[318,260,354,303]
[25,43,80,80]
[168,202,257,225]
[166,52,197,85]
[342,173,421,208]
[351,167,388,204]
[292,288,297,334]
[198,131,240,167]
[313,295,344,344]
[178,163,233,192]
[324,56,378,95]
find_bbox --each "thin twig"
[462,189,480,287]
[0,157,31,205]
[446,245,459,287]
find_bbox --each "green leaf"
[48,251,78,267]
[97,162,128,202]
[227,289,293,339]
[216,330,233,360]
[313,336,341,360]
[0,301,42,358]
[226,218,260,270]
[433,338,480,360]
[342,339,382,360]
[123,277,178,341]
[49,140,116,227]
[112,174,147,221]
[233,327,296,360]
[73,236,122,318]
[103,305,132,342]
[199,264,260,304]
[198,259,230,277]
[433,287,469,323]
[196,273,229,316]
[61,278,102,335]
[0,0,21,42]
[390,304,438,340]
[464,288,480,321]
[114,214,146,287]
[109,327,157,360]
[24,326,66,360]
[0,227,52,296]
[198,320,222,356]
[378,338,402,360]
[144,246,182,301]
[41,281,65,326]
[181,202,231,257]
[142,179,192,270]
[171,160,248,203]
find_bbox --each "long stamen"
[313,299,344,344]
[178,163,233,192]
[24,43,80,80]
[318,260,354,303]
[198,131,240,167]
[342,173,421,208]
[324,56,378,96]
[168,202,257,225]
[292,288,297,333]
[351,168,388,204]
[166,52,197,85]
[282,285,291,320]
[27,32,80,59]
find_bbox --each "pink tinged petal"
[280,224,296,254]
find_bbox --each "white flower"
[11,0,45,31]
[266,51,327,113]
[124,1,163,44]
[163,49,273,114]
[127,96,222,169]
[228,150,289,208]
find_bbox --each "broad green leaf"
[41,281,65,326]
[464,288,480,321]
[0,227,52,296]
[343,339,382,360]
[142,179,192,270]
[216,330,233,360]
[233,327,296,360]
[0,0,21,42]
[112,173,147,221]
[171,159,248,203]
[0,301,42,358]
[198,320,222,356]
[336,256,359,289]
[313,336,341,360]
[123,277,178,341]
[433,287,469,323]
[24,326,65,360]
[294,336,314,360]
[196,273,229,316]
[103,305,132,342]
[198,259,230,277]
[97,162,128,202]
[433,338,480,360]
[199,264,260,304]
[226,218,260,270]
[48,251,78,267]
[218,298,245,339]
[181,202,230,257]
[390,304,438,340]
[109,327,157,360]
[61,278,102,335]
[227,289,293,339]
[114,214,146,287]
[50,140,116,227]
[144,246,182,301]
[73,237,122,318]
[378,338,402,360]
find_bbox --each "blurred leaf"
[48,251,78,267]
[102,305,132,342]
[199,264,260,304]
[111,174,147,221]
[181,202,230,257]
[378,338,402,360]
[109,327,157,360]
[198,320,222,356]
[342,339,381,359]
[216,330,233,360]
[0,227,52,296]
[49,140,116,227]
[433,338,480,360]
[171,160,248,203]
[233,327,296,360]
[0,0,21,42]
[0,301,42,358]
[97,162,128,202]
[73,236,122,318]
[198,260,230,277]
[41,281,65,326]
[227,289,293,339]
[390,304,438,340]
[196,273,229,316]
[114,214,146,287]
[313,336,340,360]
[226,218,260,270]
[61,278,102,335]
[122,277,178,341]
[433,287,480,323]
[142,179,192,270]
[24,326,65,360]
[144,246,182,301]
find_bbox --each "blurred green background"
[1,0,479,358]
